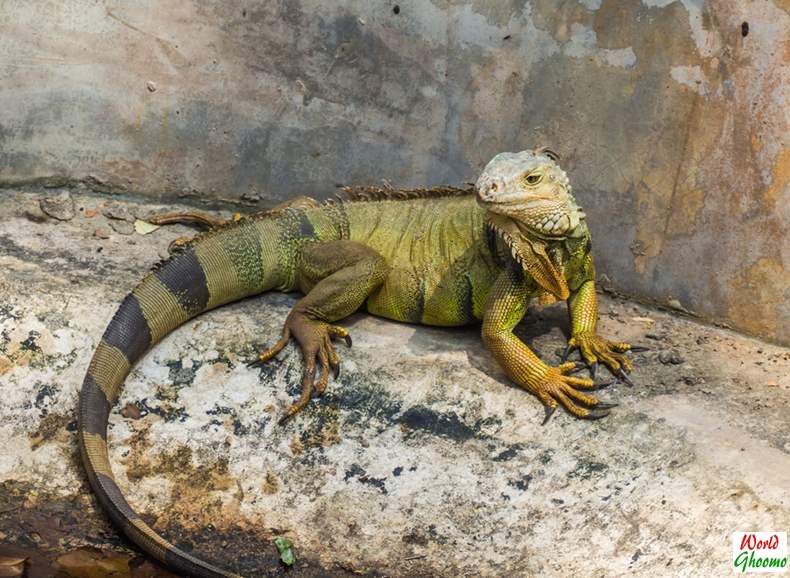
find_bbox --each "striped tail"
[78,217,288,577]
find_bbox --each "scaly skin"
[78,149,636,577]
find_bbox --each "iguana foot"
[145,210,243,254]
[146,210,240,230]
[531,362,614,423]
[563,333,636,384]
[250,312,351,423]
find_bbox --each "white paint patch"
[564,23,637,68]
[640,0,676,6]
[601,46,637,68]
[670,64,709,95]
[578,0,602,10]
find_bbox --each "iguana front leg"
[482,268,613,422]
[566,279,634,384]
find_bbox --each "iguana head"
[476,147,586,302]
[476,147,584,238]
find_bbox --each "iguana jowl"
[78,148,636,577]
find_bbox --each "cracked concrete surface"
[1,189,789,577]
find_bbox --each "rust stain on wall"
[763,147,790,210]
[727,257,790,337]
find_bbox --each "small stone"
[103,204,136,222]
[147,80,157,92]
[667,298,685,311]
[597,274,614,292]
[646,333,663,341]
[93,228,111,239]
[659,350,684,365]
[109,219,135,235]
[40,191,75,221]
[24,208,48,223]
[241,191,263,203]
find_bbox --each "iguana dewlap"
[78,148,635,577]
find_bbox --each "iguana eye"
[524,173,542,186]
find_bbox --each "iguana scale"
[78,148,636,577]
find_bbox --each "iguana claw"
[568,361,588,375]
[591,380,614,391]
[594,401,618,409]
[615,369,635,387]
[581,408,611,420]
[541,405,557,425]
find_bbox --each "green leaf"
[273,536,295,566]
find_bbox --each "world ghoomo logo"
[732,532,788,573]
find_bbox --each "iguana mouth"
[489,205,584,238]
[479,186,584,239]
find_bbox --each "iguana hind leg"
[254,240,389,423]
[145,210,239,229]
[145,210,240,252]
[147,197,321,251]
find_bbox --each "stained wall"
[1,0,788,343]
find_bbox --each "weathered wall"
[0,0,788,343]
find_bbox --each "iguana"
[78,148,638,577]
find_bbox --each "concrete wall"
[1,0,789,344]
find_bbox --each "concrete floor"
[1,189,788,577]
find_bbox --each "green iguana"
[78,148,638,577]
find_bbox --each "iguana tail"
[77,215,296,577]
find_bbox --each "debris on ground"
[134,219,160,235]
